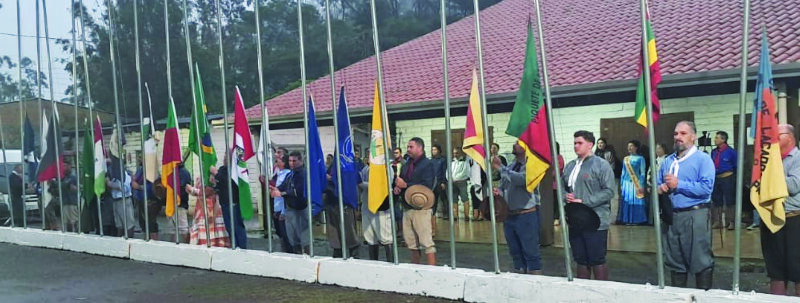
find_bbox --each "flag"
[368,81,390,213]
[93,116,106,198]
[750,32,788,234]
[161,100,183,217]
[306,94,327,216]
[109,126,126,182]
[23,113,38,182]
[333,86,359,208]
[37,111,66,182]
[505,23,551,193]
[256,123,274,177]
[188,64,217,184]
[81,119,95,203]
[462,69,487,172]
[634,4,662,128]
[144,84,158,182]
[232,87,255,220]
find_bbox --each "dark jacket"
[398,155,435,209]
[430,155,447,187]
[215,165,239,205]
[9,171,23,204]
[278,165,307,210]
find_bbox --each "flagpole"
[183,0,212,247]
[638,0,666,288]
[79,0,100,236]
[323,0,348,260]
[295,0,314,256]
[732,0,750,295]
[36,0,45,231]
[133,0,150,241]
[43,0,66,233]
[253,0,274,253]
[369,0,400,265]
[105,0,128,238]
[439,0,457,269]
[15,0,25,228]
[71,0,81,234]
[472,0,501,274]
[163,0,179,244]
[533,0,573,281]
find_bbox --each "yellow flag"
[368,81,390,214]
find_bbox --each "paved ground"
[0,243,450,303]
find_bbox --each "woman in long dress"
[619,140,648,225]
[188,174,230,247]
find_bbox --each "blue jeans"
[221,203,248,249]
[503,211,542,271]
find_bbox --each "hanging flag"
[306,93,327,216]
[161,100,183,217]
[232,87,255,220]
[750,32,788,234]
[93,115,107,198]
[368,81,390,213]
[23,113,38,182]
[633,4,662,128]
[144,84,158,183]
[462,68,487,172]
[37,111,66,182]
[333,86,359,208]
[188,64,218,184]
[505,23,551,193]
[81,118,95,203]
[109,126,127,182]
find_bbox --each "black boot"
[671,271,688,288]
[368,245,380,260]
[348,246,360,259]
[333,248,343,258]
[383,245,394,263]
[695,268,713,290]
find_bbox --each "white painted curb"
[129,240,212,269]
[692,289,797,303]
[62,233,129,258]
[9,228,63,249]
[210,248,323,283]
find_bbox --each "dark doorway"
[599,112,695,158]
[430,127,494,154]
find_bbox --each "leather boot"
[671,271,688,288]
[293,246,302,254]
[368,245,380,260]
[425,253,436,266]
[711,208,722,229]
[695,268,713,290]
[591,264,608,280]
[383,245,394,263]
[333,249,343,258]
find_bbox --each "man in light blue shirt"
[108,170,136,238]
[657,121,715,290]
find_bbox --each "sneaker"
[746,224,759,231]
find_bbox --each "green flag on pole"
[188,63,218,184]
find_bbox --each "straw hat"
[404,185,435,210]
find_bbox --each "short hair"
[676,120,697,134]
[409,137,425,150]
[628,139,641,151]
[279,154,290,166]
[491,143,500,150]
[289,151,303,160]
[573,130,596,145]
[597,137,607,145]
[393,147,402,153]
[716,131,729,143]
[432,144,442,153]
[779,124,795,135]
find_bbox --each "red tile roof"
[247,0,800,121]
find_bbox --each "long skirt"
[190,194,230,247]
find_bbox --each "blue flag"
[307,96,327,216]
[23,113,38,182]
[332,87,360,208]
[750,30,772,138]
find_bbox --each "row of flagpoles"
[5,0,786,294]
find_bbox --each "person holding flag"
[363,82,394,262]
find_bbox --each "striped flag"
[37,111,65,182]
[144,84,158,183]
[368,81,390,214]
[634,3,662,128]
[93,116,106,198]
[161,99,183,217]
[462,68,487,172]
[750,32,788,233]
[232,87,255,220]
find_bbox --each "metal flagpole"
[16,0,26,229]
[133,0,151,241]
[732,0,750,295]
[163,0,179,244]
[79,0,100,236]
[210,0,235,249]
[471,0,501,274]
[323,0,348,260]
[296,0,314,257]
[253,0,274,253]
[105,0,128,238]
[36,0,45,231]
[638,0,666,288]
[439,0,456,269]
[369,0,400,265]
[185,0,212,247]
[143,83,154,240]
[43,0,66,233]
[71,0,81,234]
[533,0,573,281]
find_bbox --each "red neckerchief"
[404,156,422,180]
[783,147,796,160]
[713,143,728,168]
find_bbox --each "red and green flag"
[161,99,183,217]
[634,6,662,128]
[232,87,255,220]
[462,68,486,172]
[505,23,551,193]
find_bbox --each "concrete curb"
[62,233,129,258]
[210,248,323,283]
[129,240,212,269]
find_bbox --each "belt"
[673,203,709,213]
[716,171,734,178]
[786,211,800,218]
[508,206,537,216]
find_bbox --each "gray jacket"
[562,155,615,230]
[498,159,539,211]
[784,147,800,212]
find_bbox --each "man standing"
[271,151,310,254]
[710,131,737,229]
[761,124,800,295]
[430,144,447,222]
[107,167,136,238]
[59,161,80,232]
[394,137,436,265]
[216,154,248,249]
[494,143,541,274]
[451,148,471,220]
[657,121,715,289]
[562,130,615,280]
[9,165,25,227]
